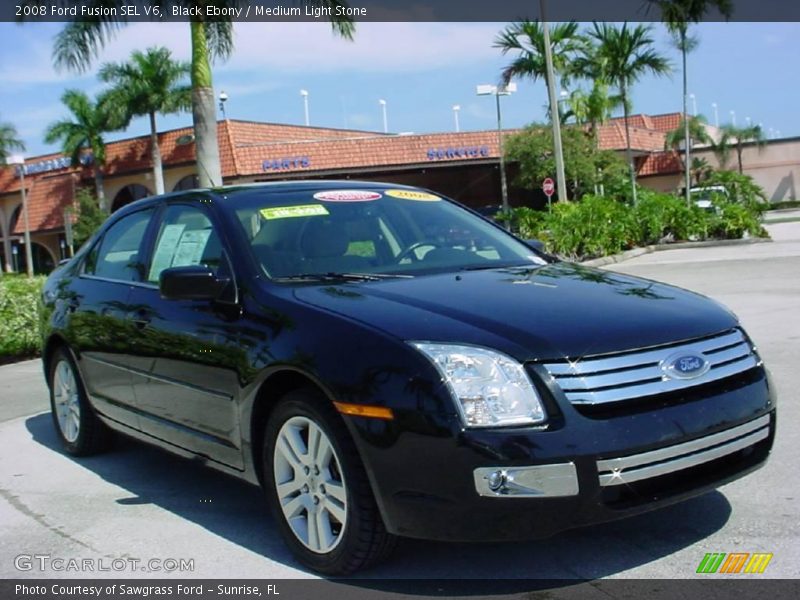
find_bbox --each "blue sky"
[1,21,798,158]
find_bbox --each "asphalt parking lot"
[1,222,798,582]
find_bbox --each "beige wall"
[696,139,800,201]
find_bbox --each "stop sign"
[542,177,555,197]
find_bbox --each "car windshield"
[228,186,547,280]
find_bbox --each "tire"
[263,388,397,574]
[48,347,113,456]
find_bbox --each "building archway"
[111,184,152,213]
[9,241,56,275]
[172,174,200,192]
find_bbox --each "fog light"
[486,469,507,492]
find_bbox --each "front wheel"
[263,389,396,574]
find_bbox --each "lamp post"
[477,82,516,215]
[452,104,461,132]
[218,90,228,119]
[7,154,33,277]
[378,99,388,133]
[300,89,310,126]
[711,102,719,127]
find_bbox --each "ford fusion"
[40,182,775,574]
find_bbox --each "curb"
[581,246,655,267]
[580,236,772,267]
[652,237,772,251]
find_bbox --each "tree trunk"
[737,146,744,174]
[621,87,637,205]
[95,170,107,212]
[682,34,691,207]
[149,111,165,195]
[190,20,222,188]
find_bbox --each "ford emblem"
[661,351,710,380]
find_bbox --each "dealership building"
[1,113,797,274]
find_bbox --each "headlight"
[411,343,546,428]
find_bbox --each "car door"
[70,207,156,429]
[126,201,245,469]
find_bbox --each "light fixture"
[218,90,228,119]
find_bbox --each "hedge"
[510,190,768,261]
[0,275,45,362]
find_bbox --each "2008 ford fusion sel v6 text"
[40,181,775,574]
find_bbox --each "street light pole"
[539,1,568,203]
[711,102,719,127]
[8,155,33,277]
[477,83,516,215]
[452,105,461,132]
[218,91,228,119]
[300,89,310,126]
[379,99,388,133]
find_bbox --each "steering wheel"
[394,241,443,264]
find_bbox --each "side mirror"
[525,239,545,252]
[159,266,228,301]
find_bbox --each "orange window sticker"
[384,189,441,201]
[313,190,382,202]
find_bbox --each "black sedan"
[40,181,775,574]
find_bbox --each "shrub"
[0,275,45,361]
[632,190,707,244]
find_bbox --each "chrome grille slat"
[542,329,760,406]
[597,415,770,486]
[544,329,744,377]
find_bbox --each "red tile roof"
[1,116,687,236]
[596,121,666,153]
[11,174,77,234]
[638,151,683,177]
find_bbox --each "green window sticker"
[260,205,329,220]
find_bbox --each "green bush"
[0,275,45,361]
[632,190,708,244]
[510,182,769,260]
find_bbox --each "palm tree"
[715,124,766,174]
[690,156,713,185]
[99,47,192,195]
[589,22,671,204]
[664,115,712,151]
[44,90,116,210]
[0,119,25,163]
[28,1,355,189]
[494,20,584,98]
[651,0,734,204]
[572,42,624,140]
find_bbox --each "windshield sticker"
[384,189,441,201]
[260,205,329,220]
[313,190,382,202]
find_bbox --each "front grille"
[542,329,760,406]
[596,414,770,487]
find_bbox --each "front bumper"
[350,365,776,542]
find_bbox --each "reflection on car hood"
[292,262,738,360]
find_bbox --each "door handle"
[131,309,151,329]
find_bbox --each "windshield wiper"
[275,272,413,283]
[459,262,538,272]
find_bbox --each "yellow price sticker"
[384,189,441,201]
[260,205,329,220]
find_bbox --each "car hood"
[291,262,738,361]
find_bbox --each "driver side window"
[147,204,226,284]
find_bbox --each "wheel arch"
[249,367,338,486]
